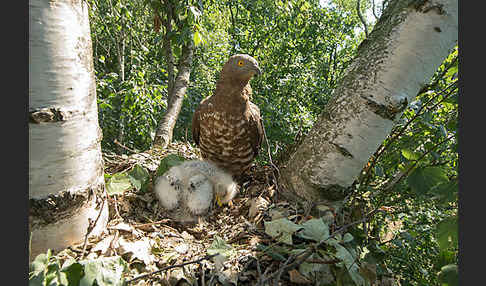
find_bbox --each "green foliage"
[106,164,150,195]
[127,164,150,192]
[29,251,128,286]
[262,217,371,285]
[89,0,359,157]
[353,47,458,286]
[87,1,458,284]
[105,172,133,195]
[155,154,185,177]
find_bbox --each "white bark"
[29,0,107,259]
[282,0,458,201]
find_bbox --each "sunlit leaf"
[106,172,133,195]
[127,164,149,192]
[264,218,303,245]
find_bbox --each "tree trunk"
[153,40,194,148]
[280,0,458,207]
[29,0,108,261]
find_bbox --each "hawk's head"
[221,54,262,82]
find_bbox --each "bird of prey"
[192,54,264,177]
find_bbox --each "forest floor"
[50,142,399,286]
[60,142,317,285]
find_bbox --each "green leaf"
[431,180,458,203]
[207,235,236,258]
[127,164,149,192]
[193,30,202,47]
[297,218,329,242]
[264,218,303,245]
[407,166,449,196]
[30,253,49,275]
[342,233,354,243]
[401,149,421,161]
[330,242,366,286]
[79,256,128,286]
[61,259,84,286]
[435,216,458,250]
[106,172,133,195]
[437,264,458,286]
[156,154,185,177]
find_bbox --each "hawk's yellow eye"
[237,60,244,66]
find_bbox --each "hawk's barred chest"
[195,90,258,175]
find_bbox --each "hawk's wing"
[248,102,264,157]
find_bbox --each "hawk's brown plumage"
[192,54,263,176]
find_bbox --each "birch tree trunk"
[29,0,108,260]
[153,40,194,148]
[281,0,458,207]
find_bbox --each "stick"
[125,253,220,284]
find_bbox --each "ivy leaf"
[106,172,133,195]
[437,264,458,286]
[297,218,329,242]
[435,216,458,251]
[156,154,185,177]
[264,218,303,245]
[407,166,449,196]
[127,164,149,192]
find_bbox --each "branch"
[125,253,220,284]
[357,0,369,38]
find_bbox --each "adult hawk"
[192,54,263,176]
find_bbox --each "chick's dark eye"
[237,60,244,67]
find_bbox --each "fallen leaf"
[92,235,116,255]
[249,197,270,219]
[118,237,155,266]
[289,269,311,284]
[264,218,303,245]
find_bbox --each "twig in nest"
[132,219,170,228]
[125,253,220,284]
[113,139,151,159]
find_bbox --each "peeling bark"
[280,0,458,204]
[29,0,107,259]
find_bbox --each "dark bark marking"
[331,142,354,158]
[29,107,75,123]
[361,95,408,120]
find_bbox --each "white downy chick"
[184,172,213,215]
[178,160,238,206]
[153,166,183,211]
[153,162,214,222]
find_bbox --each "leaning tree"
[29,0,108,260]
[280,0,458,211]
